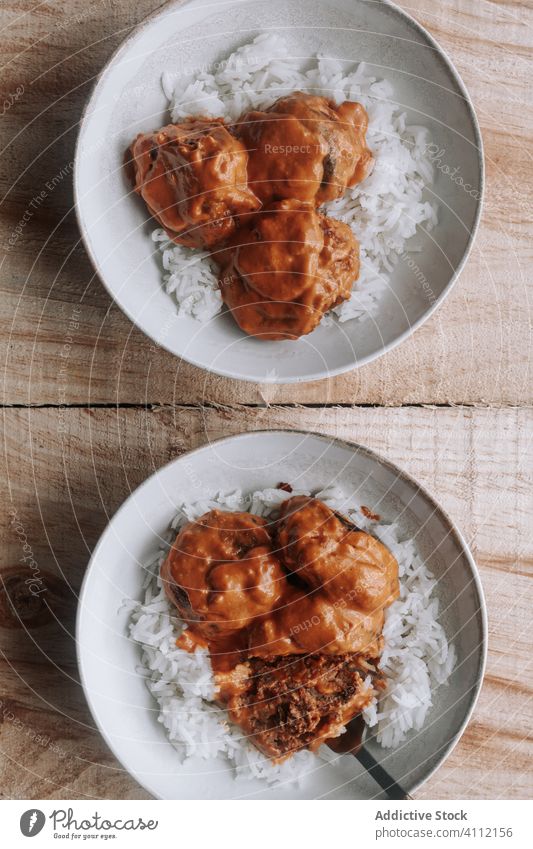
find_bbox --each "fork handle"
[355,746,411,800]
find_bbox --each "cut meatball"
[126,118,260,248]
[219,199,359,339]
[218,654,378,760]
[160,498,400,764]
[238,92,374,205]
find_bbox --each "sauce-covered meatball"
[276,496,399,609]
[127,118,260,248]
[162,496,399,660]
[161,495,399,761]
[219,199,359,339]
[238,92,374,205]
[248,496,399,657]
[160,509,285,639]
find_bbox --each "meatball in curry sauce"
[160,509,284,643]
[218,199,360,339]
[238,92,374,205]
[161,494,399,760]
[127,118,260,248]
[249,496,399,657]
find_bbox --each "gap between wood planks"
[1,402,529,410]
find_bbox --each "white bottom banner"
[1,800,530,849]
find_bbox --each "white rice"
[127,485,455,785]
[152,33,437,324]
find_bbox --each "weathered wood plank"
[0,0,531,405]
[1,406,531,798]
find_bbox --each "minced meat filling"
[221,653,381,760]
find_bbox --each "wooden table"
[1,0,531,800]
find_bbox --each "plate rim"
[73,0,485,385]
[76,427,488,799]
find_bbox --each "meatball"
[238,92,374,205]
[219,199,360,339]
[127,118,260,248]
[248,496,399,657]
[276,496,399,610]
[160,510,285,638]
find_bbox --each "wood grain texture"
[0,0,532,405]
[1,406,532,799]
[0,0,531,804]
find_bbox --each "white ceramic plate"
[74,0,483,384]
[77,430,486,799]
